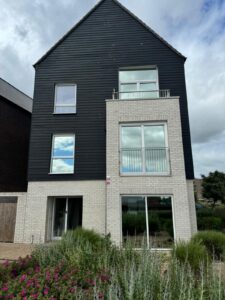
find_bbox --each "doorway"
[52,197,82,239]
[0,197,17,242]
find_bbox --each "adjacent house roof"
[34,0,186,67]
[0,78,33,113]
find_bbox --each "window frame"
[120,194,175,250]
[53,83,77,114]
[49,133,75,175]
[119,67,159,99]
[119,122,170,176]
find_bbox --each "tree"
[201,171,225,207]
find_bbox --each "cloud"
[0,0,224,177]
[51,158,74,174]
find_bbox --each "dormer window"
[54,84,76,114]
[119,68,158,99]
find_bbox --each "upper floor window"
[50,134,75,174]
[54,84,76,114]
[120,123,169,175]
[119,68,158,99]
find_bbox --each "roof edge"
[112,0,186,60]
[34,0,186,67]
[33,0,107,67]
[0,78,33,113]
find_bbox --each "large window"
[54,84,76,113]
[50,135,75,174]
[120,124,169,175]
[119,68,158,99]
[122,195,174,248]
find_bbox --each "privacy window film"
[121,124,169,174]
[50,135,75,174]
[119,69,158,99]
[122,196,174,248]
[54,84,76,113]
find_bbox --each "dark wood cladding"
[28,0,194,181]
[0,96,31,192]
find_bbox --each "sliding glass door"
[122,195,174,248]
[53,197,82,239]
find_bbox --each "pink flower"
[35,265,40,273]
[43,288,49,295]
[21,289,27,297]
[20,274,27,282]
[2,286,8,292]
[3,260,9,268]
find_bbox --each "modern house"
[12,0,197,247]
[0,78,32,242]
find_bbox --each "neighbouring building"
[0,78,32,242]
[12,0,197,247]
[194,179,204,201]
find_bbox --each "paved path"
[0,243,33,261]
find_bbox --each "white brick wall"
[106,98,197,245]
[186,180,198,234]
[17,181,106,244]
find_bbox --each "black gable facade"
[28,0,194,181]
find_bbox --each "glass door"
[52,197,82,239]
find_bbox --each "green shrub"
[192,230,225,260]
[172,240,210,272]
[197,216,222,230]
[32,228,111,269]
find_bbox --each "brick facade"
[14,181,106,243]
[106,97,197,245]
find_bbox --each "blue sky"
[0,0,224,177]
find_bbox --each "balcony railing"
[120,147,170,175]
[112,89,170,100]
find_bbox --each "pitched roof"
[34,0,186,67]
[0,78,33,113]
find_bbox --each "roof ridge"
[34,0,186,67]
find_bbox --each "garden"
[1,228,225,299]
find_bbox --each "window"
[119,68,158,99]
[50,135,75,174]
[122,195,174,248]
[54,84,76,113]
[120,123,169,174]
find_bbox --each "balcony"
[120,147,170,175]
[112,89,170,100]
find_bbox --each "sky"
[0,0,224,178]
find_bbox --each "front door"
[0,197,17,242]
[52,197,82,239]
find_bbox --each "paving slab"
[0,243,33,261]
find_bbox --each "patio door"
[52,197,82,239]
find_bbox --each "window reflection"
[122,196,174,248]
[51,135,75,174]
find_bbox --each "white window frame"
[119,67,159,99]
[120,194,175,250]
[50,134,75,174]
[54,84,77,114]
[120,122,170,176]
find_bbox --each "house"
[0,78,32,242]
[13,0,197,247]
[194,179,205,201]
